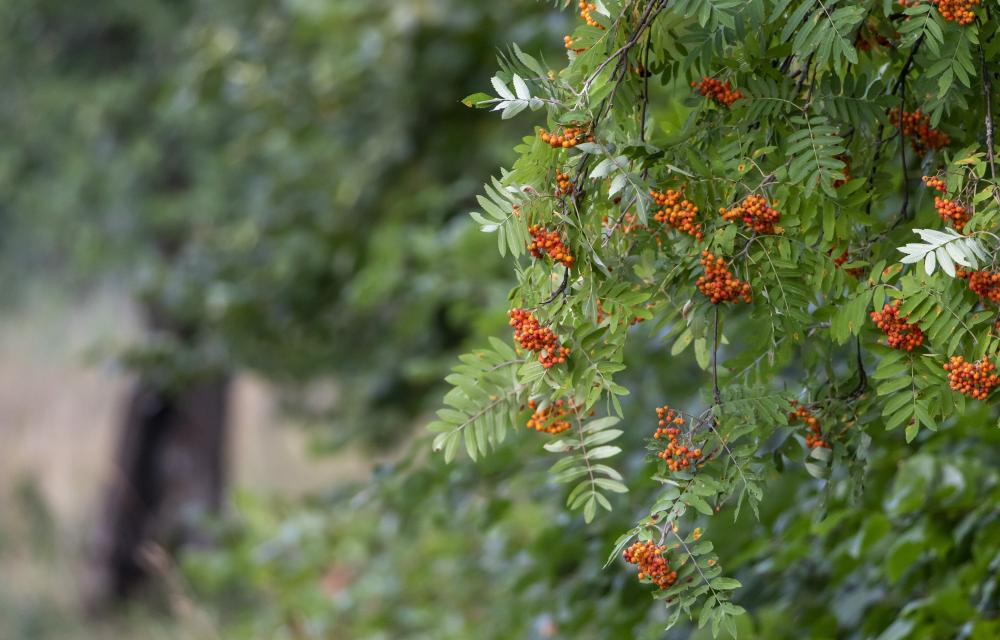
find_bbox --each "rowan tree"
[428,0,1000,636]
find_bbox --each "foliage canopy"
[428,0,1000,637]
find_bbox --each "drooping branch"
[893,34,924,222]
[712,306,721,407]
[898,74,911,221]
[540,266,570,305]
[862,35,925,238]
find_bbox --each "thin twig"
[795,53,814,95]
[841,335,867,401]
[891,35,924,95]
[862,35,925,245]
[540,267,570,305]
[579,0,664,99]
[670,529,722,602]
[639,32,652,143]
[893,35,924,222]
[712,306,721,406]
[898,74,910,221]
[980,41,1000,207]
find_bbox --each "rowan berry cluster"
[720,194,781,235]
[653,405,702,472]
[920,175,970,230]
[833,154,851,188]
[855,21,891,52]
[624,541,677,589]
[577,1,604,28]
[525,398,577,435]
[692,76,743,107]
[563,35,585,53]
[933,196,970,232]
[509,308,570,368]
[697,251,752,304]
[650,188,702,239]
[833,250,865,279]
[538,126,593,149]
[889,108,950,156]
[932,0,979,25]
[922,175,947,193]
[944,356,1000,400]
[555,170,575,196]
[788,400,828,449]
[528,224,574,267]
[966,270,1000,303]
[870,301,925,351]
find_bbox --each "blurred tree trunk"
[87,307,230,605]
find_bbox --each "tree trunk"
[87,360,230,604]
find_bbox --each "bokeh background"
[0,0,570,637]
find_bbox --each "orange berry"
[870,301,925,351]
[693,76,743,107]
[720,194,781,235]
[509,308,571,368]
[696,251,752,304]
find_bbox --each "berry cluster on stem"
[870,300,925,351]
[623,541,677,589]
[921,175,970,230]
[696,251,752,304]
[922,175,947,193]
[650,188,702,239]
[528,224,574,267]
[961,269,1000,303]
[833,249,865,279]
[788,400,829,449]
[931,0,979,25]
[653,405,702,472]
[525,398,579,435]
[538,126,594,149]
[509,308,570,368]
[934,197,970,232]
[944,356,1000,400]
[720,194,781,235]
[563,35,585,53]
[833,154,851,188]
[691,76,743,107]
[855,20,891,52]
[889,108,950,156]
[555,170,575,196]
[577,1,604,28]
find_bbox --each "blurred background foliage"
[0,0,562,443]
[1,0,998,639]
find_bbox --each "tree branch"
[712,306,721,407]
[893,34,924,222]
[980,41,1000,208]
[540,266,570,305]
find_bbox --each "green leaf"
[462,92,495,108]
[709,577,741,590]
